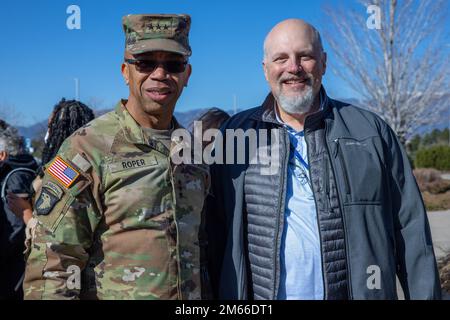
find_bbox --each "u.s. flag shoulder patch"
[47,156,80,188]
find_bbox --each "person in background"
[0,121,38,299]
[191,108,230,132]
[189,108,230,150]
[7,99,95,225]
[41,98,96,166]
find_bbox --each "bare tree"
[0,102,23,126]
[86,96,105,111]
[324,0,449,145]
[86,97,115,117]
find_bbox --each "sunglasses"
[125,58,188,74]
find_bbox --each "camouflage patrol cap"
[122,14,192,56]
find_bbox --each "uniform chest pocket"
[332,137,385,205]
[103,154,171,222]
[105,154,163,189]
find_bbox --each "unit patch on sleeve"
[35,181,64,216]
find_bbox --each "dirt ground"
[422,191,450,211]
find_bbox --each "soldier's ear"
[184,64,192,88]
[121,61,130,85]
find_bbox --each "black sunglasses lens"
[134,60,186,73]
[165,61,186,73]
[135,61,157,73]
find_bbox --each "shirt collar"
[274,89,326,133]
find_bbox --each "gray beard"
[277,85,315,115]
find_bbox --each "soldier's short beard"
[277,80,315,115]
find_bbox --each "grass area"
[413,169,450,211]
[422,191,450,211]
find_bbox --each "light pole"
[74,78,80,101]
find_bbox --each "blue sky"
[0,0,376,125]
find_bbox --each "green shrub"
[415,145,450,171]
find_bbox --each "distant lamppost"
[74,78,80,101]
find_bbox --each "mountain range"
[16,94,449,141]
[17,107,241,140]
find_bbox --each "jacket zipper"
[273,128,290,299]
[333,139,351,195]
[324,158,331,213]
[304,130,327,300]
[327,130,353,299]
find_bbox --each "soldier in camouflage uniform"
[23,14,211,300]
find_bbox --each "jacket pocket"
[344,204,397,299]
[332,137,384,205]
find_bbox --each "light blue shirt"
[276,95,326,300]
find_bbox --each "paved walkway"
[428,210,450,259]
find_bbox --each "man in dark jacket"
[0,124,38,299]
[206,19,441,300]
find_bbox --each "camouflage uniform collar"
[115,100,147,145]
[115,100,184,153]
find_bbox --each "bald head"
[262,19,327,117]
[263,19,323,62]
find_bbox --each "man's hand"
[7,192,33,224]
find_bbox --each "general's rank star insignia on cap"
[47,156,80,188]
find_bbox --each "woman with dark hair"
[41,98,95,165]
[7,98,95,225]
